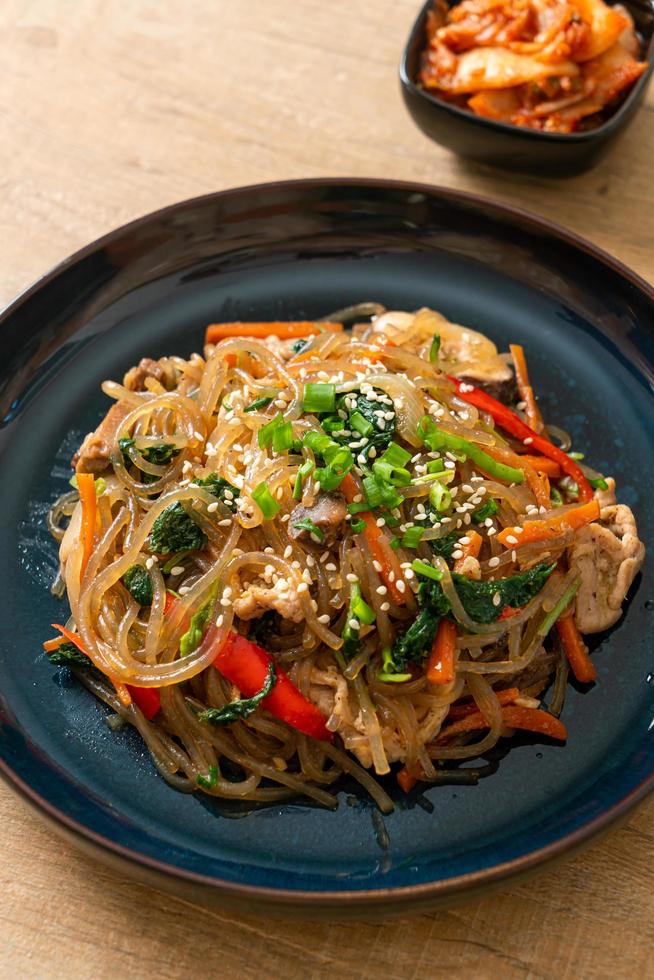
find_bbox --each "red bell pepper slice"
[213,632,333,742]
[448,376,593,501]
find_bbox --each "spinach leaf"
[291,338,309,354]
[197,661,277,725]
[122,565,153,605]
[47,642,91,668]
[119,437,180,468]
[331,390,396,462]
[451,561,555,624]
[193,473,240,512]
[197,765,219,789]
[390,578,450,672]
[150,502,207,555]
[428,530,460,562]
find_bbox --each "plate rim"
[2,176,653,912]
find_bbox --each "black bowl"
[400,0,654,175]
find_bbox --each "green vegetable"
[362,473,403,510]
[391,581,449,672]
[122,565,154,606]
[428,480,452,513]
[373,442,412,487]
[252,482,280,519]
[303,430,354,491]
[272,420,294,453]
[340,582,375,663]
[538,578,581,636]
[401,526,424,549]
[303,383,336,414]
[196,765,219,789]
[428,529,460,562]
[350,518,366,534]
[291,338,309,355]
[244,396,273,413]
[197,662,277,725]
[118,437,180,468]
[377,646,412,683]
[180,596,215,656]
[258,413,284,450]
[47,642,91,668]
[351,583,376,626]
[588,477,609,491]
[472,498,500,524]
[329,390,396,462]
[448,561,555,625]
[293,517,325,542]
[550,486,564,506]
[293,459,314,500]
[150,503,207,555]
[418,417,525,484]
[429,334,441,362]
[193,473,240,512]
[411,559,444,582]
[249,611,279,646]
[349,410,374,437]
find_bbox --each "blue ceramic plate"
[1,180,653,918]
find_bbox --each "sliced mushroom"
[289,493,348,546]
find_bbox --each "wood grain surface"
[1,2,653,977]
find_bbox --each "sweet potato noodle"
[419,0,648,133]
[45,304,644,810]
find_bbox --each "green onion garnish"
[389,537,401,549]
[538,579,581,637]
[429,334,441,362]
[252,482,280,519]
[378,647,412,683]
[293,517,325,542]
[411,559,444,582]
[351,584,376,626]
[429,480,452,513]
[380,442,411,468]
[589,477,608,491]
[550,486,564,506]
[426,460,447,474]
[568,451,585,460]
[350,518,366,534]
[244,396,274,413]
[258,412,284,450]
[272,420,294,453]
[303,383,336,414]
[293,459,314,500]
[349,410,374,437]
[401,526,424,549]
[373,459,411,487]
[196,765,219,790]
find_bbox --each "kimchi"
[419,0,647,133]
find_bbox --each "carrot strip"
[510,344,544,433]
[340,474,408,605]
[437,705,568,743]
[426,620,457,685]
[447,688,520,719]
[77,472,97,583]
[519,455,562,478]
[43,636,66,653]
[453,529,482,573]
[556,614,596,683]
[205,321,343,344]
[483,444,550,509]
[496,499,600,548]
[397,767,420,793]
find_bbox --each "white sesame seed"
[462,485,473,494]
[179,586,191,595]
[376,585,388,595]
[281,513,290,522]
[318,613,331,624]
[220,597,232,607]
[492,592,502,606]
[373,560,382,573]
[218,518,232,527]
[459,535,471,545]
[505,535,518,545]
[353,494,363,503]
[182,460,193,474]
[451,549,464,560]
[349,618,360,630]
[396,579,406,593]
[215,614,224,628]
[325,562,337,572]
[488,556,500,568]
[169,565,185,576]
[207,501,219,513]
[380,602,390,612]
[388,571,395,582]
[511,550,517,562]
[488,527,497,536]
[346,573,359,583]
[297,582,309,593]
[376,517,386,528]
[145,557,155,570]
[283,545,293,559]
[523,437,533,445]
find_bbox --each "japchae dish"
[45,304,645,811]
[418,0,648,134]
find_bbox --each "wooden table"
[1,2,653,976]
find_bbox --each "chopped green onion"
[293,517,325,542]
[373,459,411,487]
[303,430,333,455]
[426,460,447,474]
[418,417,525,485]
[293,459,314,500]
[362,473,403,510]
[272,420,294,453]
[401,526,424,549]
[350,518,366,534]
[568,451,585,460]
[429,480,452,513]
[351,583,376,626]
[378,647,412,683]
[411,559,444,582]
[589,477,608,491]
[389,537,401,549]
[472,499,499,524]
[244,396,274,413]
[429,334,441,363]
[349,410,374,437]
[252,482,280,519]
[538,579,581,637]
[303,382,336,414]
[258,412,284,450]
[315,466,343,491]
[550,486,564,506]
[347,501,370,515]
[380,442,412,468]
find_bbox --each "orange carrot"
[426,620,457,685]
[340,474,408,605]
[453,529,482,573]
[396,767,420,793]
[483,444,550,508]
[205,321,343,344]
[77,472,97,583]
[496,499,600,548]
[510,344,544,433]
[43,636,66,653]
[519,455,562,478]
[437,705,568,743]
[556,614,596,683]
[447,688,520,719]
